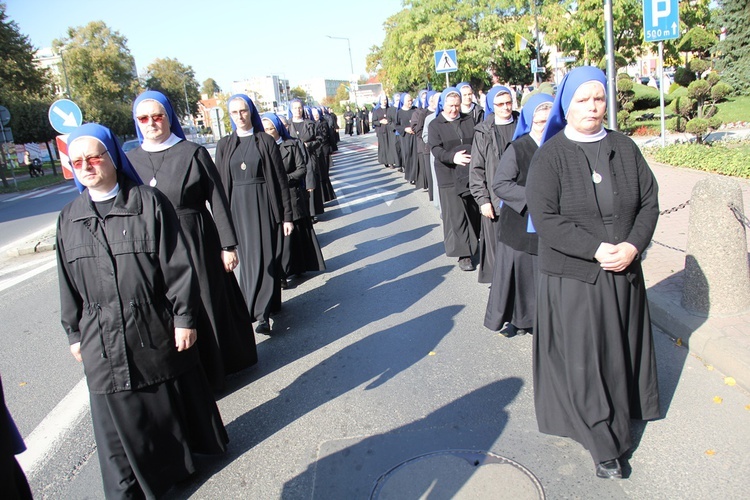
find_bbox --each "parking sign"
[643,0,680,42]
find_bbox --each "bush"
[685,118,709,140]
[674,66,695,87]
[632,84,660,109]
[688,58,710,75]
[668,82,682,94]
[646,142,750,177]
[711,82,733,102]
[669,86,688,99]
[706,72,720,87]
[687,79,711,101]
[617,110,630,129]
[666,116,682,132]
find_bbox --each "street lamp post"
[327,35,356,105]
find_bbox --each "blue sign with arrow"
[642,0,680,42]
[48,99,83,134]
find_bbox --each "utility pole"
[603,0,618,130]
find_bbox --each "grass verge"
[0,172,70,195]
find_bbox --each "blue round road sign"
[48,99,83,134]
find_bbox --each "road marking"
[29,185,77,198]
[0,258,57,293]
[334,187,398,213]
[17,378,89,476]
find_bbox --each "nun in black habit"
[469,86,518,284]
[386,92,402,170]
[58,124,227,499]
[128,91,257,392]
[371,93,393,167]
[395,93,418,183]
[483,93,553,335]
[428,87,480,272]
[215,95,294,335]
[288,99,325,218]
[261,112,326,279]
[311,107,337,203]
[526,67,660,479]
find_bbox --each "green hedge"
[646,142,750,177]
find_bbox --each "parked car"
[121,139,140,153]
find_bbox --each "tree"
[334,83,350,106]
[289,86,309,102]
[143,58,200,121]
[713,0,750,95]
[52,21,139,136]
[0,3,57,185]
[201,77,221,97]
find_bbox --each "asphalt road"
[1,134,748,499]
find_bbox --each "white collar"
[461,103,474,113]
[275,137,283,145]
[442,112,458,122]
[564,125,607,143]
[237,127,254,137]
[89,183,120,202]
[141,133,182,152]
[494,115,514,125]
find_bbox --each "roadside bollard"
[682,177,750,315]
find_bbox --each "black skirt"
[533,264,660,463]
[281,217,326,277]
[477,215,500,284]
[90,367,227,499]
[484,241,538,331]
[438,187,480,258]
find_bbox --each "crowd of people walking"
[373,66,661,481]
[44,64,663,497]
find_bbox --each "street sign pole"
[643,0,680,147]
[659,41,666,147]
[445,73,449,87]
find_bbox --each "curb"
[1,225,58,258]
[648,290,750,393]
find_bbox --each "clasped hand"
[453,151,471,166]
[594,242,638,272]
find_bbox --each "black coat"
[279,138,309,221]
[493,133,539,255]
[469,113,517,211]
[428,112,476,192]
[215,131,294,224]
[56,178,200,394]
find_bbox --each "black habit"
[127,140,257,392]
[215,131,294,324]
[278,138,326,276]
[428,112,479,258]
[526,130,661,464]
[469,113,517,283]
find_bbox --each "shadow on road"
[283,377,524,498]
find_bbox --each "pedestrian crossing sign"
[435,50,458,74]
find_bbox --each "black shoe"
[516,328,529,336]
[499,323,517,338]
[255,320,271,335]
[280,278,288,290]
[595,459,622,479]
[457,257,475,271]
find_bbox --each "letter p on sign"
[652,0,670,26]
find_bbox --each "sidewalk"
[642,158,750,392]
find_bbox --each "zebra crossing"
[2,183,78,203]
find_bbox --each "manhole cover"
[371,450,544,499]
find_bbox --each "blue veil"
[540,66,607,144]
[132,90,186,143]
[435,87,460,117]
[261,112,292,140]
[513,93,554,141]
[484,86,512,117]
[67,123,143,193]
[227,94,264,133]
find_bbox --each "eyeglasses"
[136,113,165,124]
[494,101,513,107]
[71,152,108,169]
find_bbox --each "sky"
[6,0,404,91]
